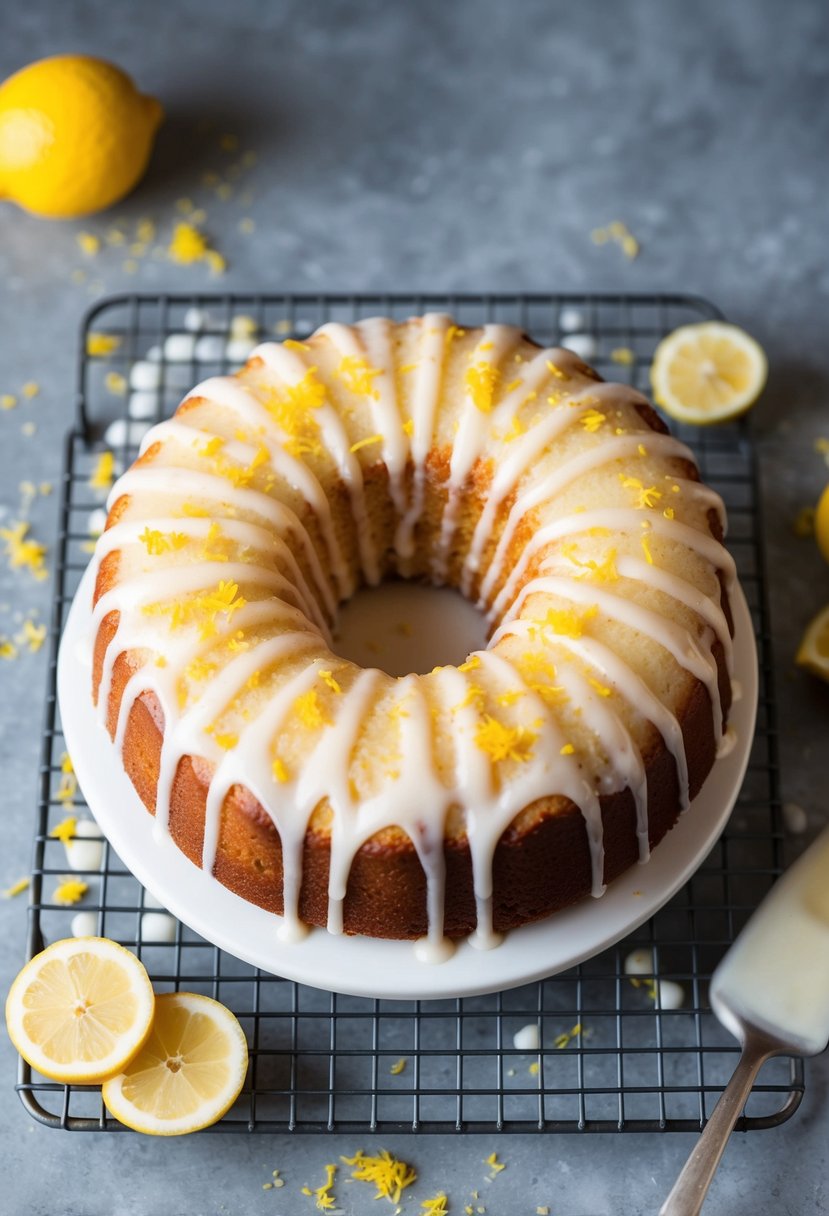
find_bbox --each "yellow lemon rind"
[5,937,155,1084]
[101,992,249,1136]
[650,322,767,427]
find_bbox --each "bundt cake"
[89,314,735,960]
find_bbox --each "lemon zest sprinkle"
[1,394,17,409]
[453,683,486,711]
[21,381,39,399]
[529,1060,540,1075]
[341,1149,417,1204]
[465,362,501,413]
[421,1195,449,1215]
[641,534,654,564]
[3,877,29,899]
[86,333,121,357]
[588,678,612,698]
[50,816,78,845]
[610,347,635,366]
[139,527,189,556]
[402,418,414,437]
[18,619,46,652]
[294,688,330,729]
[560,743,575,756]
[532,605,597,640]
[1,521,48,581]
[105,371,127,396]
[319,670,342,695]
[272,756,290,784]
[337,356,382,398]
[580,408,605,433]
[53,877,88,906]
[474,715,536,763]
[546,359,567,380]
[89,451,115,490]
[554,1022,583,1049]
[0,639,18,660]
[389,1058,407,1075]
[458,655,481,673]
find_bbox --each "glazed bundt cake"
[89,314,734,959]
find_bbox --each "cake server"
[660,825,829,1216]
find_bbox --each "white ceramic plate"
[58,566,757,1000]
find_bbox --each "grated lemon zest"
[560,743,575,756]
[50,816,78,845]
[474,715,536,764]
[389,1058,407,1075]
[17,619,46,652]
[139,527,189,556]
[319,670,342,695]
[90,451,115,490]
[458,655,481,673]
[532,605,597,640]
[1,521,48,581]
[610,347,635,366]
[464,362,500,413]
[421,1196,449,1215]
[294,688,330,729]
[53,877,88,906]
[341,1149,417,1204]
[337,356,382,397]
[3,877,29,898]
[272,756,290,784]
[86,333,121,357]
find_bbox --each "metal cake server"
[660,826,829,1216]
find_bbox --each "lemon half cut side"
[102,992,249,1135]
[650,321,767,426]
[5,937,155,1083]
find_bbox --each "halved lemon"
[796,604,829,683]
[5,937,155,1083]
[102,992,248,1135]
[650,322,767,425]
[815,484,829,565]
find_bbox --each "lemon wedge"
[815,484,829,565]
[650,322,767,425]
[102,992,248,1135]
[5,937,155,1083]
[796,604,829,683]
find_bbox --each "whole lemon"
[0,55,162,219]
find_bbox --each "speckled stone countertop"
[1,1,828,1213]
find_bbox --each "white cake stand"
[58,566,757,1000]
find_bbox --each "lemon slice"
[650,322,767,425]
[5,937,155,1083]
[796,604,829,683]
[815,484,829,565]
[102,992,248,1135]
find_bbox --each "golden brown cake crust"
[91,319,735,942]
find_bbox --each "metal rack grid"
[17,291,804,1133]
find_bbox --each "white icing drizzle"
[433,324,522,583]
[88,317,736,960]
[396,313,451,562]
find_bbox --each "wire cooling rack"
[17,291,803,1133]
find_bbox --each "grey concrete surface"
[1,1,828,1212]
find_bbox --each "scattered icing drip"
[87,316,737,960]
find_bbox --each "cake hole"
[333,581,489,677]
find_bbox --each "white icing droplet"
[130,360,163,390]
[87,507,107,535]
[276,918,311,944]
[194,334,226,362]
[140,911,177,943]
[105,419,151,448]
[513,1023,541,1051]
[783,802,808,835]
[128,391,159,420]
[163,333,198,362]
[71,911,99,937]
[66,820,105,872]
[624,947,654,976]
[413,935,456,964]
[561,332,597,361]
[559,306,586,333]
[145,345,163,363]
[141,888,166,910]
[183,307,209,332]
[657,980,685,1010]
